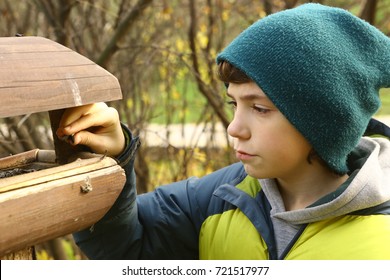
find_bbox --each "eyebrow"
[226,91,268,101]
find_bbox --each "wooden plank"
[49,109,89,165]
[0,49,94,68]
[0,36,68,53]
[0,36,122,118]
[0,164,125,256]
[0,154,119,193]
[0,149,39,170]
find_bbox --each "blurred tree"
[360,0,378,23]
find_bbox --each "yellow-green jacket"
[74,121,390,260]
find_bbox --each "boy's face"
[227,82,312,180]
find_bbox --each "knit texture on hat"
[217,3,390,174]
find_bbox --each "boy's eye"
[253,105,271,114]
[226,101,271,115]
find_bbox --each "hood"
[263,137,390,224]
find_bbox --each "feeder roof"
[0,36,122,118]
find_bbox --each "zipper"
[279,224,308,259]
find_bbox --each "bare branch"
[188,0,230,128]
[96,0,154,68]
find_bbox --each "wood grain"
[0,159,125,256]
[0,36,122,117]
[0,154,119,193]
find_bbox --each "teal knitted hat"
[217,3,390,174]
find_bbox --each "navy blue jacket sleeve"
[73,124,246,259]
[72,124,141,259]
[135,164,246,259]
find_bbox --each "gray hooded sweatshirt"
[260,137,390,258]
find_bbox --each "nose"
[227,110,250,140]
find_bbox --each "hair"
[217,61,251,84]
[217,60,344,175]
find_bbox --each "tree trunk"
[359,0,378,25]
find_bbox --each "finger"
[57,103,112,137]
[72,130,120,156]
[56,105,94,138]
[67,107,118,134]
[58,103,97,128]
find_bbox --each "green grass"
[151,79,209,124]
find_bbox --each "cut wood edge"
[0,152,118,194]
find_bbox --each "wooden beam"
[49,109,89,165]
[0,154,125,257]
[0,36,122,118]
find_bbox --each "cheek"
[274,139,310,165]
[257,121,312,163]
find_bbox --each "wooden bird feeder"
[0,36,126,259]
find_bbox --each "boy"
[57,3,390,259]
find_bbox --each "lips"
[235,150,255,161]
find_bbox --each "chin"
[242,163,269,179]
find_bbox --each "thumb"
[72,129,125,157]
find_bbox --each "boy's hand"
[56,103,126,157]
